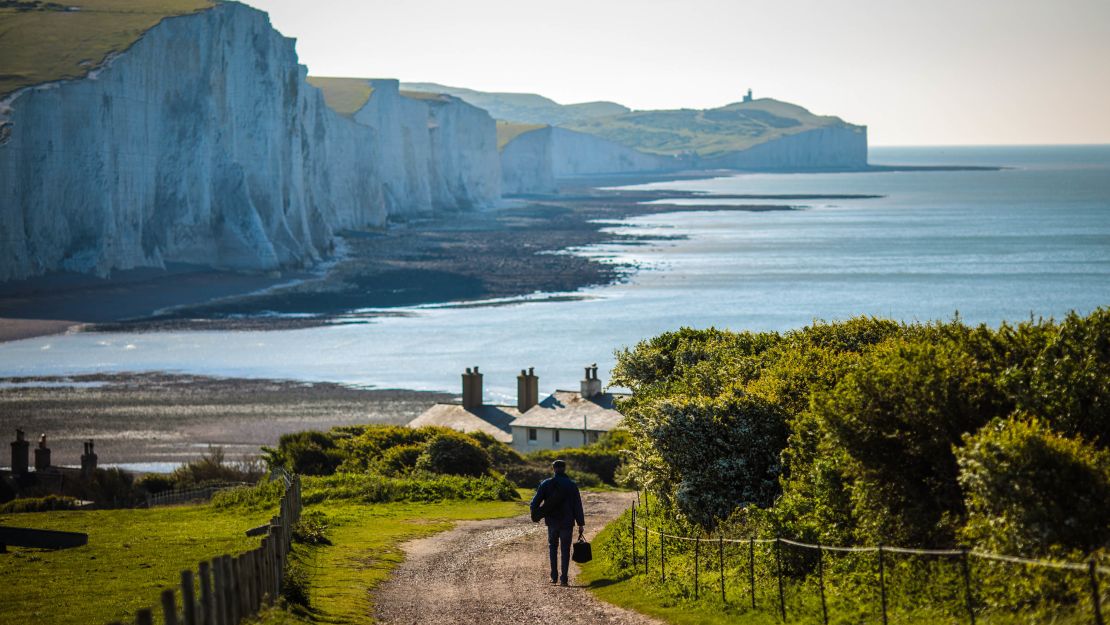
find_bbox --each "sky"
[243,0,1110,146]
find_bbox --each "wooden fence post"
[719,535,726,604]
[960,547,976,625]
[774,538,786,622]
[180,570,196,625]
[631,502,636,568]
[199,561,213,625]
[644,525,649,576]
[749,538,756,609]
[660,525,666,583]
[211,558,225,625]
[878,545,888,625]
[694,536,700,600]
[220,556,234,625]
[272,525,284,596]
[136,608,154,625]
[1090,559,1105,625]
[816,544,828,625]
[160,588,177,625]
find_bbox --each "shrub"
[336,425,440,472]
[815,337,1004,545]
[414,432,491,477]
[211,477,286,511]
[379,443,424,476]
[0,495,80,513]
[502,462,550,489]
[301,472,518,504]
[527,447,623,484]
[292,510,331,546]
[469,431,525,467]
[135,473,176,495]
[263,433,344,476]
[174,446,266,485]
[957,415,1110,556]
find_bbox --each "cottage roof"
[407,403,520,443]
[510,390,628,432]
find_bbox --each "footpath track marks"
[374,491,662,625]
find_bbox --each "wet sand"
[0,373,452,468]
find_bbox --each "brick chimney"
[81,440,98,477]
[10,429,29,474]
[580,363,602,399]
[517,367,539,412]
[462,366,483,409]
[34,433,50,472]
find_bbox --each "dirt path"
[374,491,661,625]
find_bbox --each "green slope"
[0,0,214,99]
[564,98,860,157]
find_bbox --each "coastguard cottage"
[407,365,626,449]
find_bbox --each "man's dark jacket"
[530,473,585,528]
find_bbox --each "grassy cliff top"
[563,98,863,157]
[306,76,375,116]
[0,0,214,100]
[401,81,629,126]
[398,89,447,101]
[496,120,547,150]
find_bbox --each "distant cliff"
[500,125,680,194]
[0,3,499,281]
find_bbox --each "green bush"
[0,495,80,513]
[263,432,344,476]
[135,473,176,495]
[957,415,1110,556]
[526,447,623,484]
[502,462,550,489]
[379,443,424,476]
[292,510,331,546]
[301,472,518,504]
[414,432,491,477]
[335,425,440,473]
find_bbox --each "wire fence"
[106,469,302,625]
[627,498,1108,625]
[146,482,252,508]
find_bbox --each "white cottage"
[408,365,625,450]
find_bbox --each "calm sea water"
[1,145,1107,401]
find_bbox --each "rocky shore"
[0,184,882,340]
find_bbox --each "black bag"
[572,528,592,563]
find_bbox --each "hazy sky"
[243,0,1110,146]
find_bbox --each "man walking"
[530,459,585,586]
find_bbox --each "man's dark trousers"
[548,524,573,583]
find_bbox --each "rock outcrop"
[0,2,499,281]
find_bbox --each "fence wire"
[627,497,1109,625]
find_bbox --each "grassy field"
[496,120,547,150]
[0,0,214,99]
[0,496,524,625]
[563,98,860,157]
[305,76,374,117]
[0,502,276,625]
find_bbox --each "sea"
[0,145,1107,401]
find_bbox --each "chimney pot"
[517,367,540,412]
[11,428,29,474]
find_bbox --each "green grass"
[0,502,276,625]
[398,89,446,101]
[563,98,862,157]
[305,76,374,117]
[0,0,214,99]
[496,120,547,150]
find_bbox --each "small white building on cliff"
[407,365,626,450]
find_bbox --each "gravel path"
[374,491,661,625]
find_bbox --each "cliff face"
[703,126,868,171]
[548,128,678,177]
[501,126,678,195]
[500,127,555,195]
[0,3,499,282]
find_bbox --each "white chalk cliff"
[0,2,499,281]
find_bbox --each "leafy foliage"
[957,415,1110,556]
[414,432,492,477]
[615,309,1110,561]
